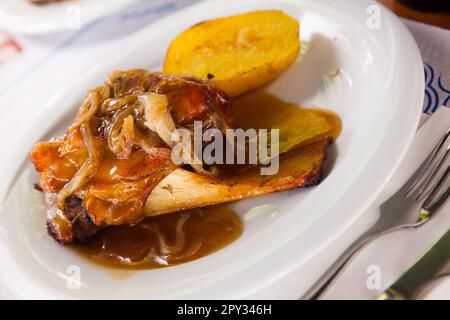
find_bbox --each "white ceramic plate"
[0,0,424,299]
[0,0,138,35]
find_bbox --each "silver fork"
[303,128,450,300]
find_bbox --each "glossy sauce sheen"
[73,206,242,269]
[73,89,340,270]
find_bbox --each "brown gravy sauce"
[72,89,341,270]
[72,206,242,269]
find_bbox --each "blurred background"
[379,0,450,29]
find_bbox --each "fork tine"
[421,166,450,217]
[406,128,450,198]
[414,146,450,201]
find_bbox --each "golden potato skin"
[163,10,300,97]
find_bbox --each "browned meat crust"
[31,70,234,244]
[145,138,331,215]
[63,196,103,242]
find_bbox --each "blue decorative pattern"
[438,75,450,107]
[424,63,450,114]
[424,64,439,113]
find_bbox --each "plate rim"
[0,0,139,35]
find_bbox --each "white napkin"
[404,19,450,120]
[321,19,450,300]
[321,105,450,300]
[0,2,449,299]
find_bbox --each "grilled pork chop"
[30,70,233,243]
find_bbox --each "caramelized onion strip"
[69,91,100,132]
[107,113,135,159]
[133,129,161,156]
[156,214,189,256]
[141,93,176,147]
[109,214,202,266]
[57,123,99,208]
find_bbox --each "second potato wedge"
[163,10,300,97]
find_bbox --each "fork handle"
[302,222,423,300]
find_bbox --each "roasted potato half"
[163,10,300,97]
